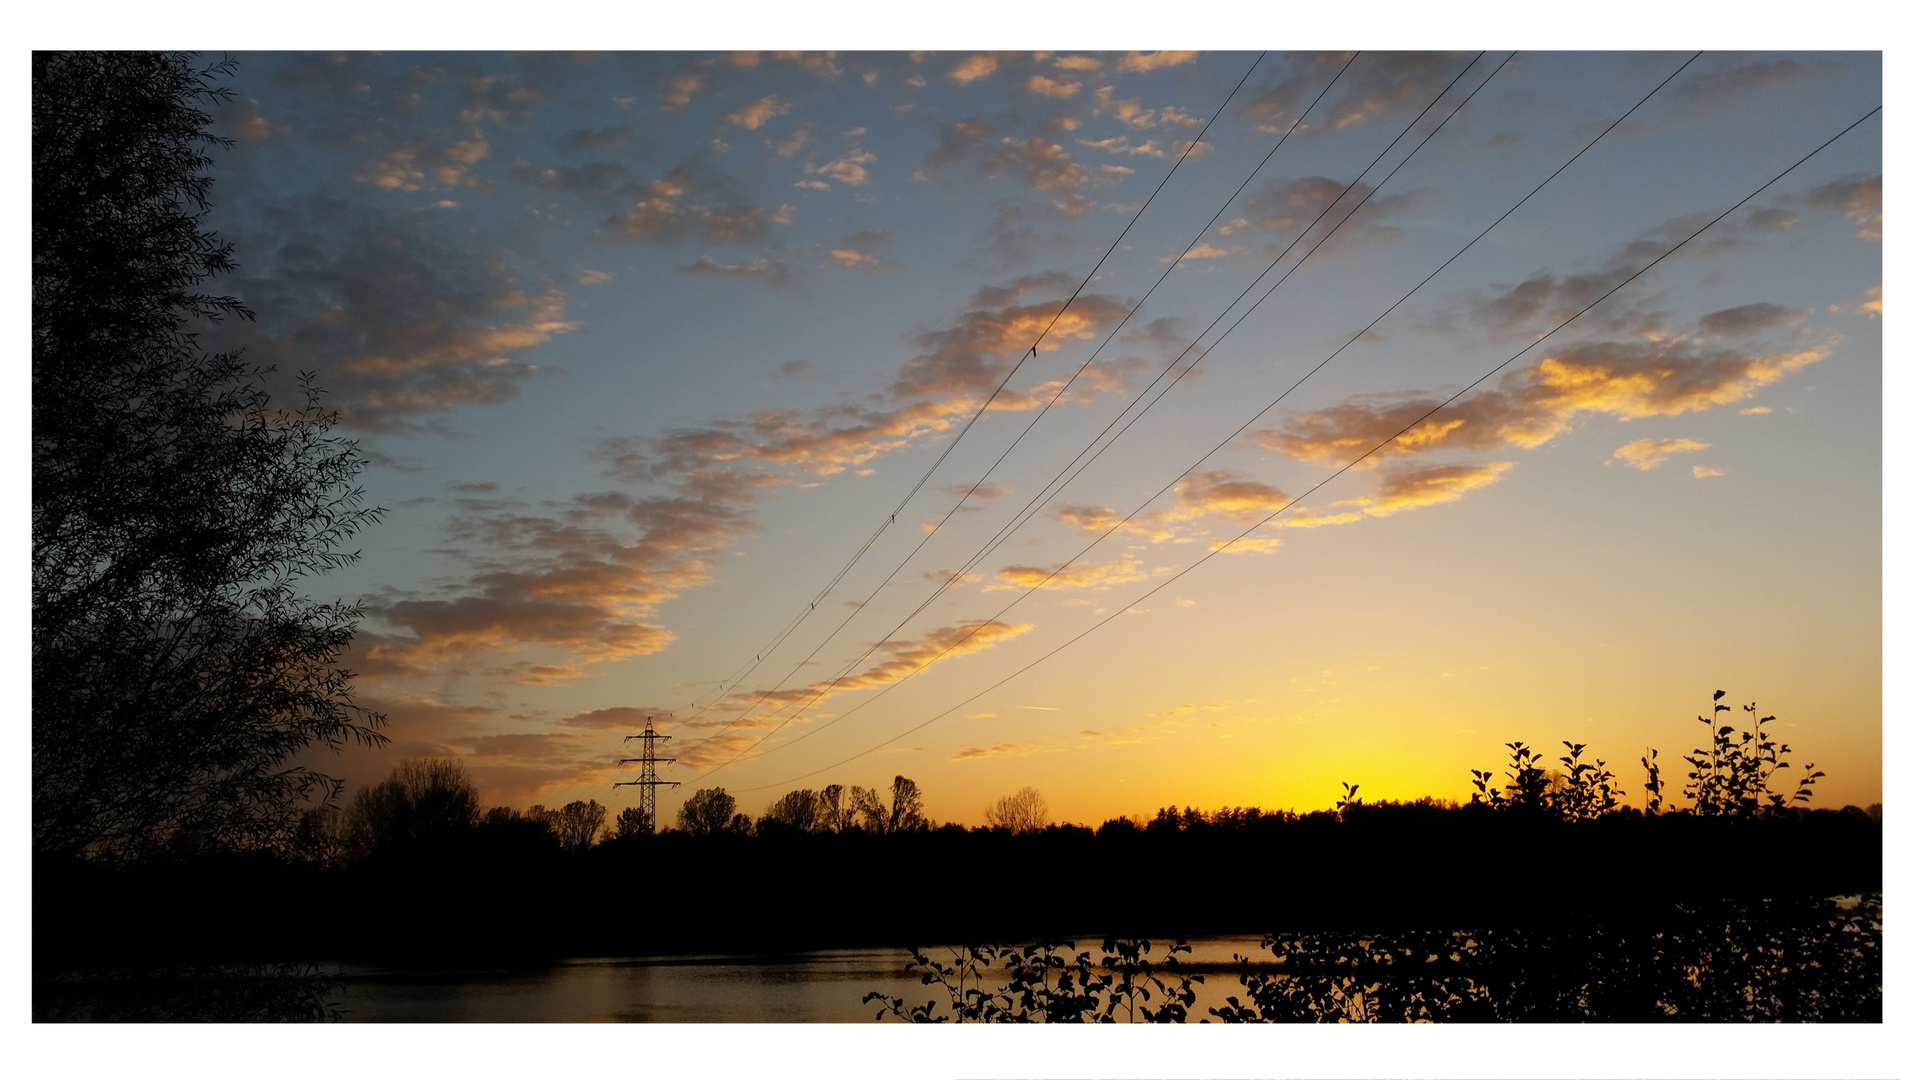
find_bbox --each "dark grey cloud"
[1698,303,1803,337]
[207,195,573,431]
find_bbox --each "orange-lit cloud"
[661,72,709,111]
[1117,51,1200,73]
[803,148,877,186]
[1693,465,1724,479]
[1344,461,1514,516]
[891,274,1127,397]
[719,619,1033,712]
[1053,471,1295,545]
[1829,284,1881,318]
[211,200,580,430]
[986,558,1147,592]
[1612,437,1709,471]
[1802,175,1880,240]
[598,168,795,245]
[1028,74,1081,99]
[1093,85,1161,129]
[726,96,792,130]
[950,55,1000,84]
[366,473,769,672]
[986,138,1094,215]
[1261,339,1829,466]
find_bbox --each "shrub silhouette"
[865,938,1201,1023]
[1681,691,1822,815]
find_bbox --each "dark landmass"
[36,803,1880,969]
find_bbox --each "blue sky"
[125,47,1885,824]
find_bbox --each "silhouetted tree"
[849,785,887,831]
[342,759,480,859]
[761,789,824,833]
[32,52,385,859]
[984,787,1050,834]
[549,800,606,851]
[889,775,928,833]
[611,806,651,840]
[676,788,737,836]
[819,784,850,832]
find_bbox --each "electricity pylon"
[615,716,679,834]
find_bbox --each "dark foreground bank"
[38,805,1881,963]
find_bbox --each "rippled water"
[329,937,1275,1023]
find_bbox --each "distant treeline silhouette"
[38,737,1879,979]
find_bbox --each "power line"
[736,100,1882,795]
[678,53,1358,766]
[671,51,1271,743]
[701,52,1500,776]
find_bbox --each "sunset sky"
[194,49,1883,825]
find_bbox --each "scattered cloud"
[661,72,709,111]
[717,619,1032,712]
[1828,284,1881,318]
[210,197,576,430]
[1670,57,1810,113]
[803,148,877,187]
[985,138,1095,215]
[1027,74,1081,99]
[985,558,1147,592]
[1237,175,1422,253]
[951,741,1041,761]
[949,55,1000,84]
[1116,51,1199,73]
[1611,437,1710,471]
[1242,52,1469,137]
[891,274,1127,398]
[1698,303,1802,337]
[924,118,993,172]
[365,471,772,675]
[682,255,792,284]
[726,96,793,130]
[1802,174,1881,240]
[1343,461,1515,516]
[1692,465,1724,479]
[1261,338,1830,466]
[600,168,796,244]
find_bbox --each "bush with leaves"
[1680,690,1822,815]
[1208,894,1878,1022]
[865,938,1201,1023]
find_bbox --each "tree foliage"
[341,759,480,860]
[32,51,385,859]
[984,787,1050,834]
[546,800,607,851]
[676,788,738,836]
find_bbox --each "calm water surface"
[329,937,1275,1022]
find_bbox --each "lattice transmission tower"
[615,716,679,834]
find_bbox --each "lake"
[327,937,1276,1022]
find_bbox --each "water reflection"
[330,937,1274,1023]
